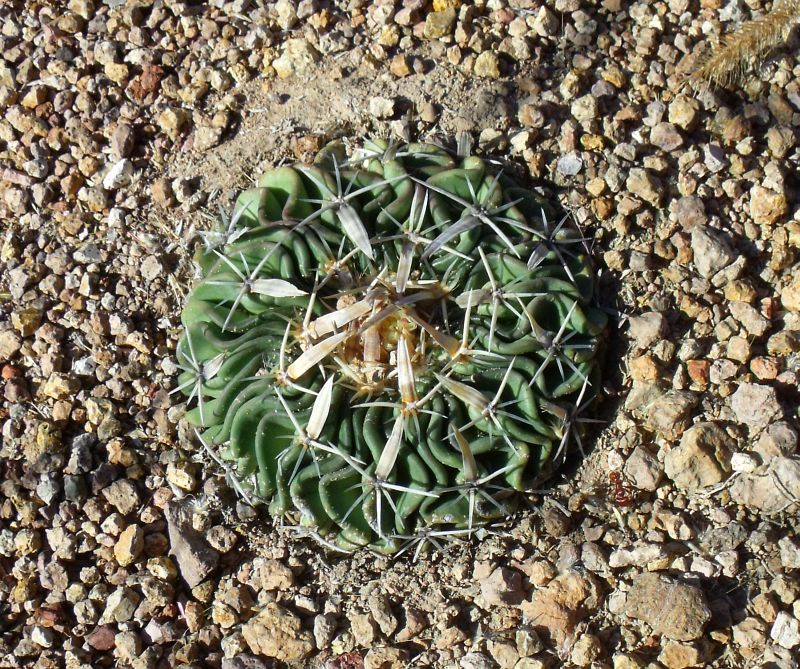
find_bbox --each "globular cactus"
[174,138,607,555]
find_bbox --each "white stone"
[770,611,800,649]
[609,543,669,568]
[730,452,758,473]
[557,152,583,176]
[368,97,396,119]
[779,537,800,569]
[102,159,134,190]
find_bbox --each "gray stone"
[368,97,395,119]
[771,611,800,650]
[779,537,800,569]
[166,501,219,588]
[729,457,800,513]
[74,243,105,264]
[609,543,671,569]
[0,329,22,361]
[626,168,663,205]
[111,123,135,159]
[704,143,728,172]
[650,122,683,151]
[699,523,747,554]
[664,422,732,489]
[729,301,770,337]
[460,653,495,669]
[31,626,55,648]
[571,94,598,124]
[691,226,735,279]
[754,422,797,462]
[625,573,711,641]
[64,475,87,502]
[103,159,134,189]
[100,587,140,623]
[313,612,338,650]
[141,255,163,282]
[368,593,398,636]
[730,383,782,430]
[423,8,456,39]
[628,312,668,349]
[644,390,698,439]
[101,479,139,515]
[222,655,272,669]
[557,152,583,176]
[480,566,524,606]
[272,38,320,79]
[624,445,663,491]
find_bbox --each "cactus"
[174,138,608,555]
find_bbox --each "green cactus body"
[175,139,607,555]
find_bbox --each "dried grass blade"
[338,203,374,259]
[308,300,372,338]
[202,352,226,380]
[452,425,478,482]
[396,335,417,405]
[375,414,406,480]
[250,278,308,297]
[434,373,489,412]
[421,215,480,261]
[406,310,460,357]
[307,376,335,439]
[287,331,349,379]
[395,240,413,294]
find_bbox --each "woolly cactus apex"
[174,138,608,555]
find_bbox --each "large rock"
[729,457,800,513]
[665,422,732,490]
[691,226,735,279]
[241,603,315,661]
[272,38,320,79]
[624,445,663,491]
[479,567,524,606]
[729,301,770,337]
[423,8,456,39]
[730,383,782,430]
[782,279,800,313]
[644,390,698,439]
[165,501,219,588]
[0,329,22,361]
[754,422,798,462]
[770,611,800,650]
[626,168,663,205]
[520,571,602,645]
[364,646,408,669]
[114,524,144,567]
[624,573,710,641]
[658,640,705,669]
[628,312,668,350]
[650,122,683,151]
[750,185,788,225]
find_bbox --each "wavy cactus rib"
[175,138,608,554]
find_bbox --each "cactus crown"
[175,138,607,555]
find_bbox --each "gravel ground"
[1,1,800,668]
